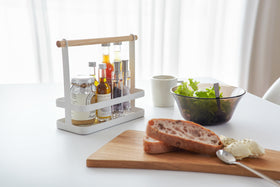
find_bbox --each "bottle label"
[97,93,112,117]
[71,93,96,120]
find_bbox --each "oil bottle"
[96,63,112,122]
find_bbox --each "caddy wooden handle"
[56,34,138,48]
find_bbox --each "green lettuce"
[174,79,232,125]
[175,78,223,98]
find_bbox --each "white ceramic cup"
[151,75,177,107]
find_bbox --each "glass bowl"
[171,83,246,125]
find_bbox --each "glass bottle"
[112,61,123,118]
[96,63,112,122]
[102,43,114,89]
[122,60,131,112]
[70,76,96,126]
[113,42,122,62]
[88,61,99,87]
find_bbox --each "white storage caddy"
[56,34,144,135]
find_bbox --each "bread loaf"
[146,119,223,155]
[143,136,176,154]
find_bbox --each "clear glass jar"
[113,42,122,62]
[122,60,131,112]
[70,76,96,126]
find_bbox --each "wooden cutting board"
[87,130,280,179]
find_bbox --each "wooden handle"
[56,34,138,48]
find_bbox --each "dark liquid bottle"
[112,61,123,118]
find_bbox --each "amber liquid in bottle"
[103,55,114,82]
[102,44,114,89]
[96,64,112,122]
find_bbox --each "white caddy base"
[56,89,145,135]
[57,107,144,135]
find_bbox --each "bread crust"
[146,119,223,155]
[143,136,176,154]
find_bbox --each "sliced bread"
[143,136,176,154]
[146,118,223,155]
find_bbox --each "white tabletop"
[0,80,279,187]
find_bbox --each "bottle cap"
[88,62,96,67]
[122,60,129,73]
[113,42,122,45]
[101,43,110,47]
[114,61,121,73]
[99,63,106,69]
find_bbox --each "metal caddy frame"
[56,34,144,135]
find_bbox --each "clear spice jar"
[122,60,131,112]
[70,76,96,126]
